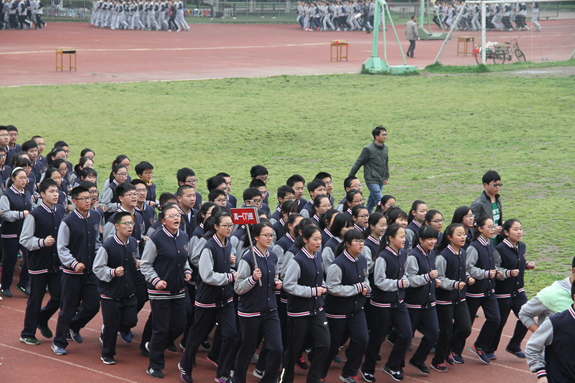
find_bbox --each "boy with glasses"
[471,170,503,244]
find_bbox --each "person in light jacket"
[405,15,419,58]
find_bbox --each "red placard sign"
[230,208,260,226]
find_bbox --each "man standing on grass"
[349,126,389,214]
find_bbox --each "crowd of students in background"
[90,0,189,31]
[296,1,377,33]
[0,123,570,383]
[1,0,46,30]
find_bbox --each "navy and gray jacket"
[195,234,235,308]
[235,247,279,317]
[325,249,370,317]
[272,217,285,241]
[94,235,138,300]
[0,186,33,238]
[405,244,436,309]
[495,239,527,298]
[19,202,66,274]
[436,245,469,305]
[371,246,409,308]
[135,203,156,233]
[321,227,334,247]
[465,236,496,298]
[57,209,101,275]
[283,247,325,317]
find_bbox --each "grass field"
[1,72,574,294]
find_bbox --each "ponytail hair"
[109,163,127,184]
[437,223,465,252]
[203,210,232,238]
[342,189,362,212]
[74,156,93,174]
[311,194,328,217]
[386,206,407,225]
[451,205,472,225]
[364,212,384,238]
[293,218,317,250]
[294,224,321,251]
[407,200,426,224]
[329,213,354,239]
[280,200,299,218]
[284,213,303,235]
[378,223,404,254]
[242,220,273,249]
[501,219,521,238]
[471,216,493,242]
[319,209,339,231]
[335,229,365,258]
[195,201,216,227]
[374,194,395,214]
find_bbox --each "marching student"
[132,179,157,233]
[342,189,363,216]
[69,156,94,187]
[351,205,369,233]
[286,174,307,212]
[233,222,283,383]
[314,171,335,206]
[431,224,474,372]
[281,224,330,383]
[103,155,132,190]
[208,175,233,209]
[52,186,102,356]
[176,184,197,238]
[386,207,408,229]
[361,212,387,277]
[180,211,237,383]
[7,125,20,152]
[322,213,354,270]
[93,211,139,365]
[322,229,370,383]
[270,185,296,224]
[250,165,269,204]
[310,194,331,226]
[319,208,339,246]
[140,204,192,379]
[102,182,145,244]
[423,210,444,250]
[216,172,237,209]
[209,188,228,209]
[361,224,411,383]
[451,206,474,250]
[272,200,299,241]
[404,225,441,375]
[135,161,157,207]
[0,146,11,191]
[405,200,427,252]
[102,163,128,219]
[491,219,535,358]
[19,179,66,345]
[249,179,271,216]
[452,216,501,364]
[374,194,396,215]
[177,167,202,209]
[0,167,33,298]
[272,213,303,277]
[335,176,362,212]
[21,139,41,181]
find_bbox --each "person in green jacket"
[348,126,389,213]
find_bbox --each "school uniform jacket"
[0,186,33,238]
[140,226,191,299]
[436,245,470,305]
[465,236,496,298]
[404,220,422,252]
[362,235,380,275]
[103,207,145,242]
[135,203,156,233]
[371,246,409,308]
[93,235,138,300]
[19,202,66,274]
[179,207,197,238]
[325,250,370,317]
[405,244,437,309]
[272,218,285,241]
[321,236,342,271]
[235,247,279,317]
[195,234,235,308]
[57,209,101,274]
[284,247,325,317]
[495,239,527,298]
[272,232,295,274]
[321,227,334,247]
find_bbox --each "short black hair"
[135,161,153,176]
[250,165,268,178]
[208,189,226,202]
[22,140,38,152]
[286,174,305,188]
[6,125,18,132]
[70,185,90,200]
[39,178,59,194]
[371,126,387,139]
[249,179,266,189]
[243,187,261,202]
[215,172,230,178]
[315,171,331,181]
[307,179,326,193]
[277,185,295,199]
[482,170,501,185]
[131,178,147,187]
[114,211,132,225]
[177,167,195,183]
[116,182,136,198]
[207,176,226,192]
[159,192,178,206]
[177,184,194,197]
[54,140,69,149]
[80,181,97,190]
[0,126,8,133]
[344,176,359,189]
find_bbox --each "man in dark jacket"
[349,126,389,213]
[470,170,503,243]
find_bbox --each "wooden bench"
[330,40,349,61]
[56,48,77,71]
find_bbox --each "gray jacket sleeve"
[198,248,234,286]
[234,259,257,295]
[281,250,296,280]
[373,257,409,291]
[466,246,489,280]
[101,187,118,213]
[19,215,42,251]
[518,295,555,329]
[361,246,375,274]
[0,194,25,222]
[300,209,310,219]
[326,263,368,297]
[57,221,76,269]
[272,244,285,273]
[322,247,336,271]
[404,229,415,253]
[406,255,431,288]
[349,147,369,177]
[436,255,458,290]
[525,317,553,373]
[140,239,160,285]
[283,259,315,298]
[189,237,207,268]
[102,221,116,242]
[93,246,115,283]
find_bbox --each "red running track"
[0,22,447,87]
[0,266,534,383]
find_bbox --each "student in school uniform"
[102,164,128,219]
[351,205,369,234]
[180,211,237,383]
[374,195,396,215]
[491,219,535,358]
[7,125,20,152]
[310,194,331,226]
[431,224,475,372]
[135,161,157,207]
[248,179,271,216]
[319,209,339,246]
[132,179,157,234]
[52,186,102,355]
[15,157,37,199]
[270,185,296,224]
[281,225,330,383]
[314,171,335,207]
[342,190,363,216]
[299,180,327,219]
[19,179,66,345]
[250,165,270,205]
[216,172,237,208]
[176,185,197,238]
[452,216,501,364]
[404,225,441,375]
[0,167,33,297]
[405,200,428,252]
[208,175,233,210]
[52,141,73,175]
[69,157,94,187]
[140,204,192,379]
[93,211,139,365]
[232,222,283,383]
[335,176,362,212]
[0,126,16,166]
[177,167,202,210]
[323,229,370,383]
[360,224,411,383]
[21,139,41,180]
[322,213,354,271]
[286,174,307,213]
[451,206,474,250]
[0,146,12,191]
[272,200,299,241]
[146,193,179,237]
[423,210,444,250]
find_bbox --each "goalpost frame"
[433,0,571,65]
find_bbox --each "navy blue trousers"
[1,237,29,290]
[323,310,368,377]
[148,297,186,369]
[453,293,500,354]
[490,292,528,352]
[432,301,472,365]
[101,295,138,357]
[407,307,439,365]
[21,271,62,338]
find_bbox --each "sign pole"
[245,224,262,286]
[231,207,262,287]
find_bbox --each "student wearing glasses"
[405,200,428,252]
[423,210,444,251]
[177,167,202,210]
[140,204,192,379]
[0,147,11,192]
[335,176,362,213]
[310,195,332,226]
[270,186,296,224]
[315,172,335,207]
[249,179,271,216]
[102,164,128,220]
[132,179,157,234]
[216,172,237,209]
[342,190,363,216]
[250,165,270,205]
[351,205,369,233]
[208,176,233,210]
[471,170,503,245]
[135,161,157,207]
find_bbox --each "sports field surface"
[1,20,574,383]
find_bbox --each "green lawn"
[2,72,574,295]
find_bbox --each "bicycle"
[472,37,526,64]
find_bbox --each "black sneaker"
[166,341,177,352]
[37,324,53,339]
[296,356,309,370]
[16,284,30,296]
[382,365,403,381]
[215,376,231,383]
[201,340,212,351]
[470,345,490,364]
[179,363,193,383]
[2,289,13,298]
[20,336,40,345]
[451,352,465,364]
[146,368,163,378]
[445,353,455,365]
[430,362,448,373]
[408,359,430,375]
[360,369,375,383]
[101,356,116,365]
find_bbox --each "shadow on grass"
[423,59,575,74]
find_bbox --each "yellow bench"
[56,48,77,72]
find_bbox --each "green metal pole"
[419,0,424,29]
[385,1,407,65]
[371,0,381,58]
[382,1,387,63]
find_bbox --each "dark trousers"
[280,312,330,383]
[407,307,439,365]
[181,303,237,378]
[491,292,528,352]
[407,40,416,57]
[36,14,45,27]
[453,294,500,354]
[134,270,148,313]
[101,296,138,357]
[21,271,62,338]
[148,298,186,370]
[234,311,282,383]
[324,310,368,378]
[1,237,29,290]
[181,283,196,346]
[54,272,100,348]
[432,301,471,364]
[362,303,412,373]
[9,14,17,29]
